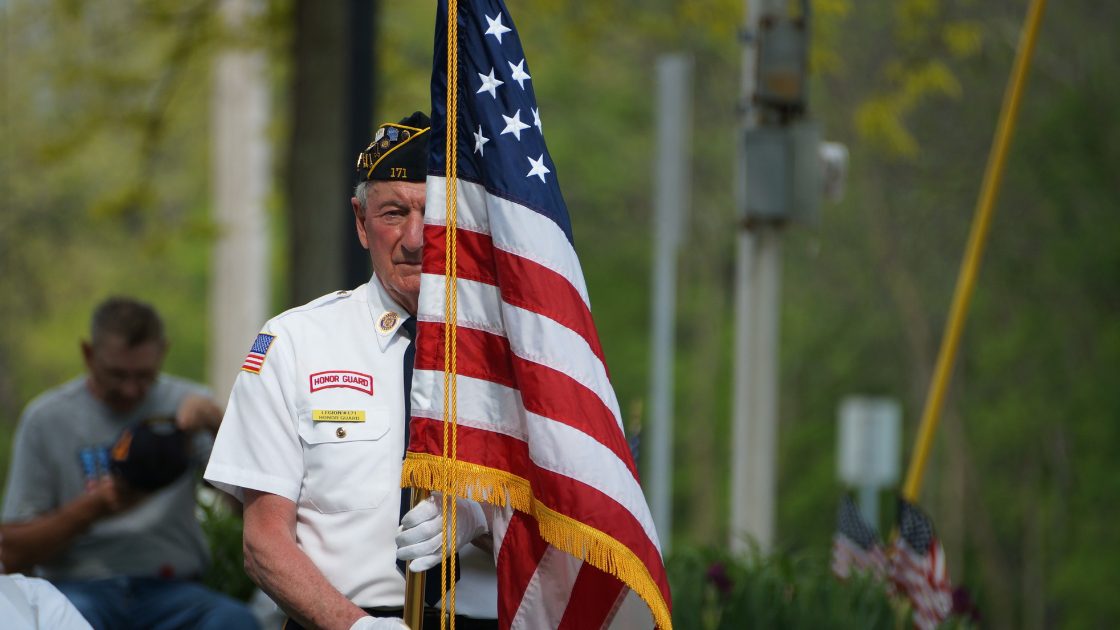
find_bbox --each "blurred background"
[2,0,1117,627]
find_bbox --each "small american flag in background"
[240,333,276,374]
[402,0,672,627]
[891,498,953,630]
[831,494,888,581]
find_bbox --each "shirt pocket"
[297,408,396,514]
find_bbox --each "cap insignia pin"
[378,311,400,333]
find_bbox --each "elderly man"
[205,112,497,630]
[1,296,258,630]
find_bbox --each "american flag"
[831,495,888,581]
[402,0,672,628]
[240,333,275,374]
[890,498,953,630]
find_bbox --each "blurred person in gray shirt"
[1,296,257,630]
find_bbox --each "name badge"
[312,409,366,423]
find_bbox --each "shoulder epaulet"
[271,288,360,323]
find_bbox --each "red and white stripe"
[890,536,952,630]
[241,352,265,373]
[409,177,670,629]
[831,533,889,582]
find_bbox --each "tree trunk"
[286,0,376,305]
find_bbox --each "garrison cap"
[109,416,192,492]
[356,111,431,183]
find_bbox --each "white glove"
[396,494,488,573]
[349,616,409,630]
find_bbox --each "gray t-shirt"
[2,376,213,581]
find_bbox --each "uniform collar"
[365,274,411,352]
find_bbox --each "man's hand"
[396,495,488,573]
[0,476,147,573]
[90,475,147,516]
[175,394,223,433]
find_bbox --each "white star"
[532,107,542,132]
[500,109,531,141]
[509,59,531,89]
[526,154,551,183]
[484,13,512,43]
[476,68,504,99]
[473,125,490,156]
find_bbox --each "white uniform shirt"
[0,574,93,630]
[205,279,412,608]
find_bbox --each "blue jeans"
[53,577,259,630]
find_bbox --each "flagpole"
[901,0,1047,501]
[403,489,430,629]
[405,0,460,622]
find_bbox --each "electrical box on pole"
[742,11,821,225]
[755,14,809,113]
[743,121,822,224]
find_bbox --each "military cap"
[356,111,431,183]
[109,416,192,492]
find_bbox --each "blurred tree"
[0,0,224,426]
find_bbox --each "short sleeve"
[9,574,94,629]
[204,327,304,503]
[1,407,57,521]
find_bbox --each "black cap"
[109,416,192,492]
[355,111,431,183]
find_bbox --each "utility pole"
[646,54,692,555]
[731,0,833,554]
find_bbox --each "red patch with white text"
[309,371,374,396]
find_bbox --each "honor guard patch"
[241,334,276,374]
[310,370,374,396]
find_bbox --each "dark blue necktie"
[397,317,456,606]
[401,317,417,457]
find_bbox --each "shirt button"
[336,427,347,439]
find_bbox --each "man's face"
[351,180,426,315]
[82,335,166,413]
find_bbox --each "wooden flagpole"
[403,489,430,629]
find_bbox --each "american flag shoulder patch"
[241,333,276,374]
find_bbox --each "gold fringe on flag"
[403,453,674,630]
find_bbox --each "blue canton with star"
[429,0,573,244]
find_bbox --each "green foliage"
[0,0,223,435]
[668,547,919,630]
[198,494,256,602]
[848,1,982,158]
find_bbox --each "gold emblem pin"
[378,311,399,333]
[336,427,347,439]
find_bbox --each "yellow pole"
[901,0,1048,501]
